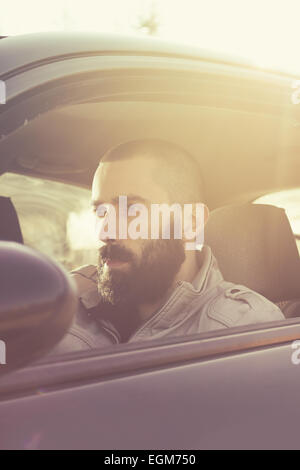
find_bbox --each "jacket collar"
[128,245,224,339]
[191,245,224,292]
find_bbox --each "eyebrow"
[91,194,149,209]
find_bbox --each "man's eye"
[96,209,107,218]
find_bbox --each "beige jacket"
[51,245,284,353]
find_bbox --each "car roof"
[0,33,298,208]
[0,31,257,78]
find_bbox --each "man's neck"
[137,251,199,325]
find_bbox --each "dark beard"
[97,239,185,310]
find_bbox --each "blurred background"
[1,0,300,75]
[0,173,96,271]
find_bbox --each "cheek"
[125,239,147,260]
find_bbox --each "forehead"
[92,153,169,204]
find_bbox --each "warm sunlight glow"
[1,0,300,75]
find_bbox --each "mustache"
[99,244,134,263]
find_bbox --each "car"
[1,31,300,450]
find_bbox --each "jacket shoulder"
[70,264,98,297]
[71,264,97,280]
[206,283,284,328]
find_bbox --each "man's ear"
[200,204,209,227]
[182,203,209,243]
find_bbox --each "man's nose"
[96,221,117,244]
[95,211,121,244]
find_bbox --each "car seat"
[205,203,300,318]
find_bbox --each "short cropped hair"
[101,139,204,204]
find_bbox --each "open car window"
[0,172,97,270]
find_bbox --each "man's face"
[91,153,186,308]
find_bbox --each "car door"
[0,320,300,449]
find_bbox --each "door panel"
[0,343,298,449]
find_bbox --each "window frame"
[1,317,300,400]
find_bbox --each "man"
[52,139,284,354]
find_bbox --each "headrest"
[205,203,300,302]
[0,197,23,244]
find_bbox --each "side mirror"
[0,242,77,375]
